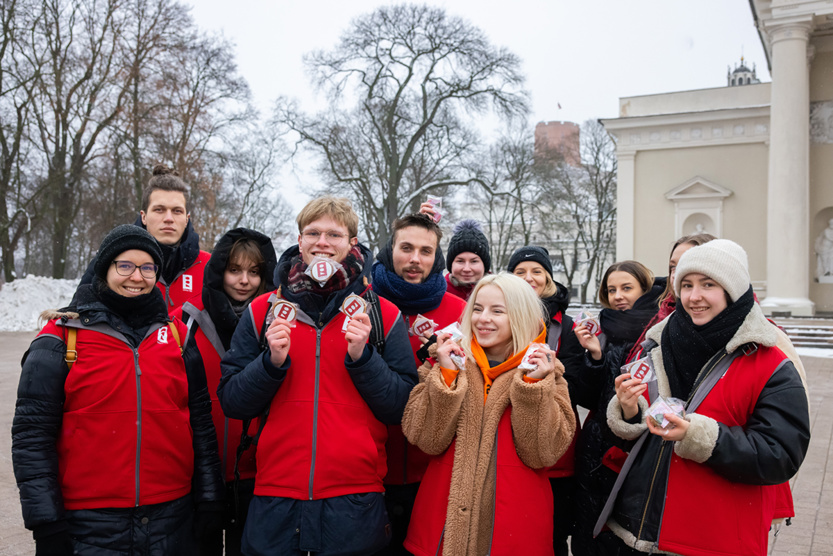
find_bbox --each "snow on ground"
[0,276,79,331]
[796,347,833,359]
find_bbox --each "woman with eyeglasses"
[12,225,223,555]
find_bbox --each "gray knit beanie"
[94,224,163,279]
[674,239,750,302]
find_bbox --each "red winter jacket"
[158,250,210,313]
[177,299,258,483]
[41,319,193,510]
[385,292,466,485]
[443,273,473,301]
[247,290,403,500]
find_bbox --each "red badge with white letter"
[305,256,343,286]
[575,311,601,336]
[157,327,169,344]
[340,294,367,331]
[183,274,193,292]
[272,300,297,325]
[621,356,655,384]
[409,314,436,337]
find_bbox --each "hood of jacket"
[202,227,278,347]
[542,280,571,320]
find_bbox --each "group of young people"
[12,165,811,556]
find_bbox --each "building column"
[761,18,815,316]
[616,151,635,261]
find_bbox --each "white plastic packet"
[305,256,343,287]
[575,310,601,336]
[620,356,655,384]
[646,396,686,429]
[426,195,443,223]
[519,342,549,372]
[438,322,464,344]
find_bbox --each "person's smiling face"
[680,273,729,325]
[606,270,645,311]
[471,284,513,360]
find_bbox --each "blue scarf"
[372,240,447,314]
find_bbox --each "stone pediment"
[665,176,733,200]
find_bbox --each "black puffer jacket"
[542,281,590,408]
[570,278,664,556]
[12,283,223,554]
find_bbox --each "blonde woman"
[402,273,575,556]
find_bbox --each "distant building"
[534,121,581,166]
[727,57,761,86]
[601,0,833,315]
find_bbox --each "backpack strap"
[362,288,386,356]
[167,320,183,354]
[65,328,78,369]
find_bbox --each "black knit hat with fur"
[94,224,163,279]
[506,245,553,277]
[446,219,491,273]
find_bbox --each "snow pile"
[0,276,79,331]
[796,347,833,359]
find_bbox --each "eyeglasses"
[301,230,349,244]
[112,260,158,279]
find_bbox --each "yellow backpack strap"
[65,328,78,369]
[168,321,182,354]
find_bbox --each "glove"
[415,334,438,364]
[194,503,224,556]
[35,530,73,556]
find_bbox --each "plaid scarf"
[286,245,365,297]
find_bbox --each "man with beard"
[371,213,467,555]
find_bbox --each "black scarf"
[599,277,665,348]
[661,286,754,399]
[81,278,170,346]
[541,281,571,321]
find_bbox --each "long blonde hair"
[460,273,546,361]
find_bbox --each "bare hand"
[436,332,465,370]
[266,318,293,367]
[524,346,558,379]
[646,412,689,441]
[345,313,372,362]
[419,201,436,219]
[614,372,648,420]
[574,323,602,360]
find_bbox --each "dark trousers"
[550,476,575,556]
[376,483,420,555]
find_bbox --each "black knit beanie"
[446,219,491,273]
[506,245,553,277]
[94,224,163,279]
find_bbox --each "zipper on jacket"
[635,351,728,541]
[485,428,499,556]
[133,349,142,507]
[308,328,323,500]
[636,441,667,540]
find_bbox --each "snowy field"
[0,276,79,332]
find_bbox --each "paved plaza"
[0,330,830,554]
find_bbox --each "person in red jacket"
[175,227,277,555]
[12,224,223,556]
[402,272,576,556]
[73,165,211,314]
[217,196,417,555]
[139,164,211,312]
[370,213,467,555]
[603,239,810,556]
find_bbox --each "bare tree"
[24,0,132,278]
[278,4,528,249]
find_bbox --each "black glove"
[194,503,224,556]
[415,334,438,364]
[35,530,73,556]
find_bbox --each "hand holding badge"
[266,299,298,329]
[435,322,466,370]
[305,255,343,286]
[341,294,371,362]
[409,314,437,338]
[646,396,686,430]
[575,311,601,336]
[426,195,443,223]
[265,300,296,367]
[518,342,556,379]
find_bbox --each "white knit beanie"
[674,239,750,302]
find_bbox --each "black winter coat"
[12,284,223,554]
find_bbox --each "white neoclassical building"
[602,0,833,315]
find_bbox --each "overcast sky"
[187,0,767,126]
[185,1,768,208]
